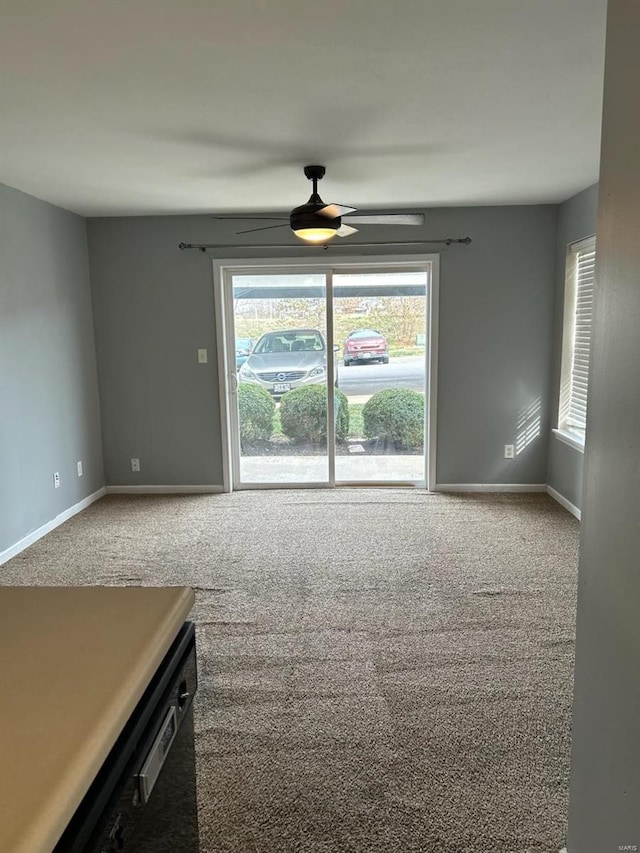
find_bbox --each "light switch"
[198,348,208,364]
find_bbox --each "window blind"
[562,237,596,433]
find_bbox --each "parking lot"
[337,355,425,400]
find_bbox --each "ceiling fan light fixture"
[293,226,338,243]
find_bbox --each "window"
[557,236,596,447]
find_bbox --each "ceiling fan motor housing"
[289,201,340,234]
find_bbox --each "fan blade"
[236,224,289,235]
[343,214,425,226]
[318,203,357,219]
[336,224,358,237]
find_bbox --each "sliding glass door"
[333,270,428,483]
[227,271,331,485]
[220,259,435,490]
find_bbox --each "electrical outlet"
[131,458,141,472]
[53,472,60,488]
[504,444,515,459]
[77,460,83,477]
[197,348,208,364]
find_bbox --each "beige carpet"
[2,490,579,852]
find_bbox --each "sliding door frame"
[212,253,439,492]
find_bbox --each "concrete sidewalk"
[240,454,425,483]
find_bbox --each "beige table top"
[0,585,195,853]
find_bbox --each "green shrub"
[237,383,275,444]
[280,385,349,444]
[334,389,349,441]
[362,388,424,449]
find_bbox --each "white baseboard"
[105,485,224,495]
[433,483,547,493]
[547,485,581,520]
[0,486,107,566]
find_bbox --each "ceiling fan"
[211,165,424,243]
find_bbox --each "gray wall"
[547,184,599,511]
[567,2,640,848]
[0,184,104,556]
[88,216,222,486]
[88,205,557,487]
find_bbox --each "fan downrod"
[303,165,326,198]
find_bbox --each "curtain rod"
[178,238,471,252]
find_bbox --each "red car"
[343,329,389,366]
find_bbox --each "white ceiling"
[0,0,607,217]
